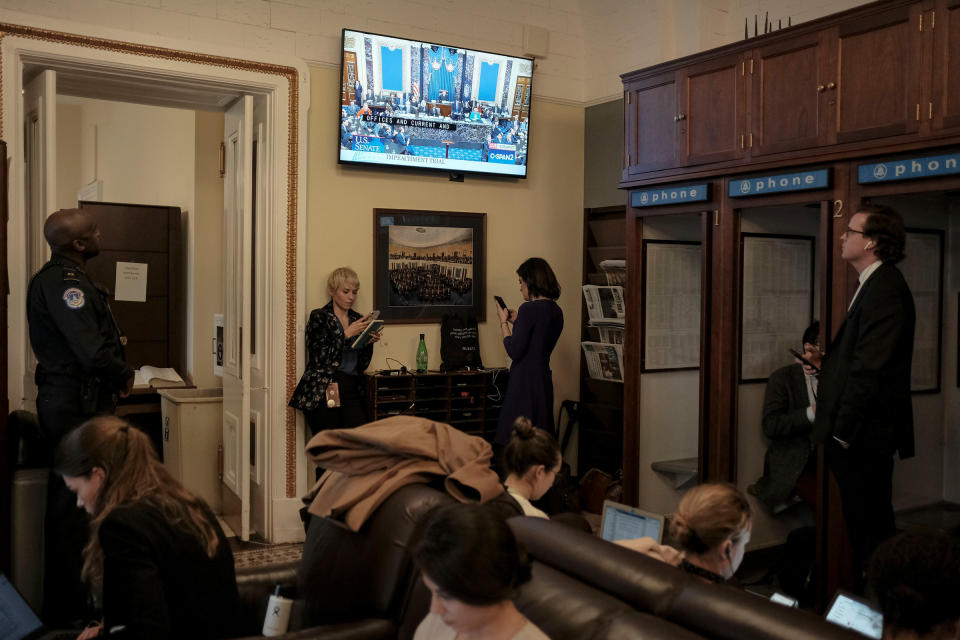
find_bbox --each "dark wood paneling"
[83,202,170,252]
[627,73,679,174]
[680,53,746,166]
[833,5,922,143]
[705,194,740,482]
[80,202,183,373]
[752,33,826,155]
[933,0,960,132]
[86,250,169,297]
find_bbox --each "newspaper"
[582,285,625,325]
[599,259,626,286]
[581,342,624,382]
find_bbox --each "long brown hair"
[55,416,221,590]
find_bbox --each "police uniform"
[27,251,132,625]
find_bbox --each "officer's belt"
[35,368,84,386]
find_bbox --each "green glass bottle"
[416,333,428,373]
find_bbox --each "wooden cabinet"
[621,0,960,184]
[750,32,831,156]
[678,52,748,166]
[366,369,508,440]
[932,0,960,132]
[830,3,922,144]
[624,72,679,175]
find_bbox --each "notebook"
[824,589,883,639]
[599,500,665,544]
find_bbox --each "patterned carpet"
[231,542,303,569]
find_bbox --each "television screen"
[339,29,533,178]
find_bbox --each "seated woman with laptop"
[615,483,753,585]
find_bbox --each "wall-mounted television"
[339,29,533,179]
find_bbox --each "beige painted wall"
[192,111,225,389]
[70,98,196,212]
[54,97,223,388]
[306,65,584,416]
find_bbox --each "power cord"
[384,356,408,374]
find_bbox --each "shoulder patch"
[62,268,81,283]
[62,287,85,309]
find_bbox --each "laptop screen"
[0,574,44,640]
[824,590,883,639]
[600,500,664,543]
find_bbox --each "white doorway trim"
[2,21,310,542]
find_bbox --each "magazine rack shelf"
[365,368,509,442]
[578,206,626,477]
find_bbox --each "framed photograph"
[373,208,486,322]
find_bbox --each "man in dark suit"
[751,321,821,513]
[813,203,915,585]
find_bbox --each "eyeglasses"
[845,226,865,236]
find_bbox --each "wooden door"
[510,76,532,121]
[342,51,358,106]
[932,0,960,132]
[79,202,183,372]
[678,52,747,166]
[830,4,923,144]
[751,32,830,156]
[625,73,679,175]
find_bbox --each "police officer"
[27,207,133,625]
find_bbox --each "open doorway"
[5,26,309,545]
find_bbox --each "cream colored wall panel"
[216,0,270,27]
[305,65,584,421]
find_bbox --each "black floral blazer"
[288,301,374,411]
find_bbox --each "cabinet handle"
[826,82,836,90]
[677,113,686,121]
[929,102,933,120]
[741,134,744,149]
[817,84,825,93]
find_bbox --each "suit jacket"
[289,301,374,411]
[752,363,814,509]
[812,262,915,458]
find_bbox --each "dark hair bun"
[512,416,535,439]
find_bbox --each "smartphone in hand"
[788,348,821,373]
[368,310,381,320]
[494,296,507,310]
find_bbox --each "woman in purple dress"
[495,258,563,444]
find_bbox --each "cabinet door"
[625,73,679,175]
[751,33,829,156]
[831,4,923,144]
[678,53,747,166]
[932,0,960,132]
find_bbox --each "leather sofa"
[233,483,862,640]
